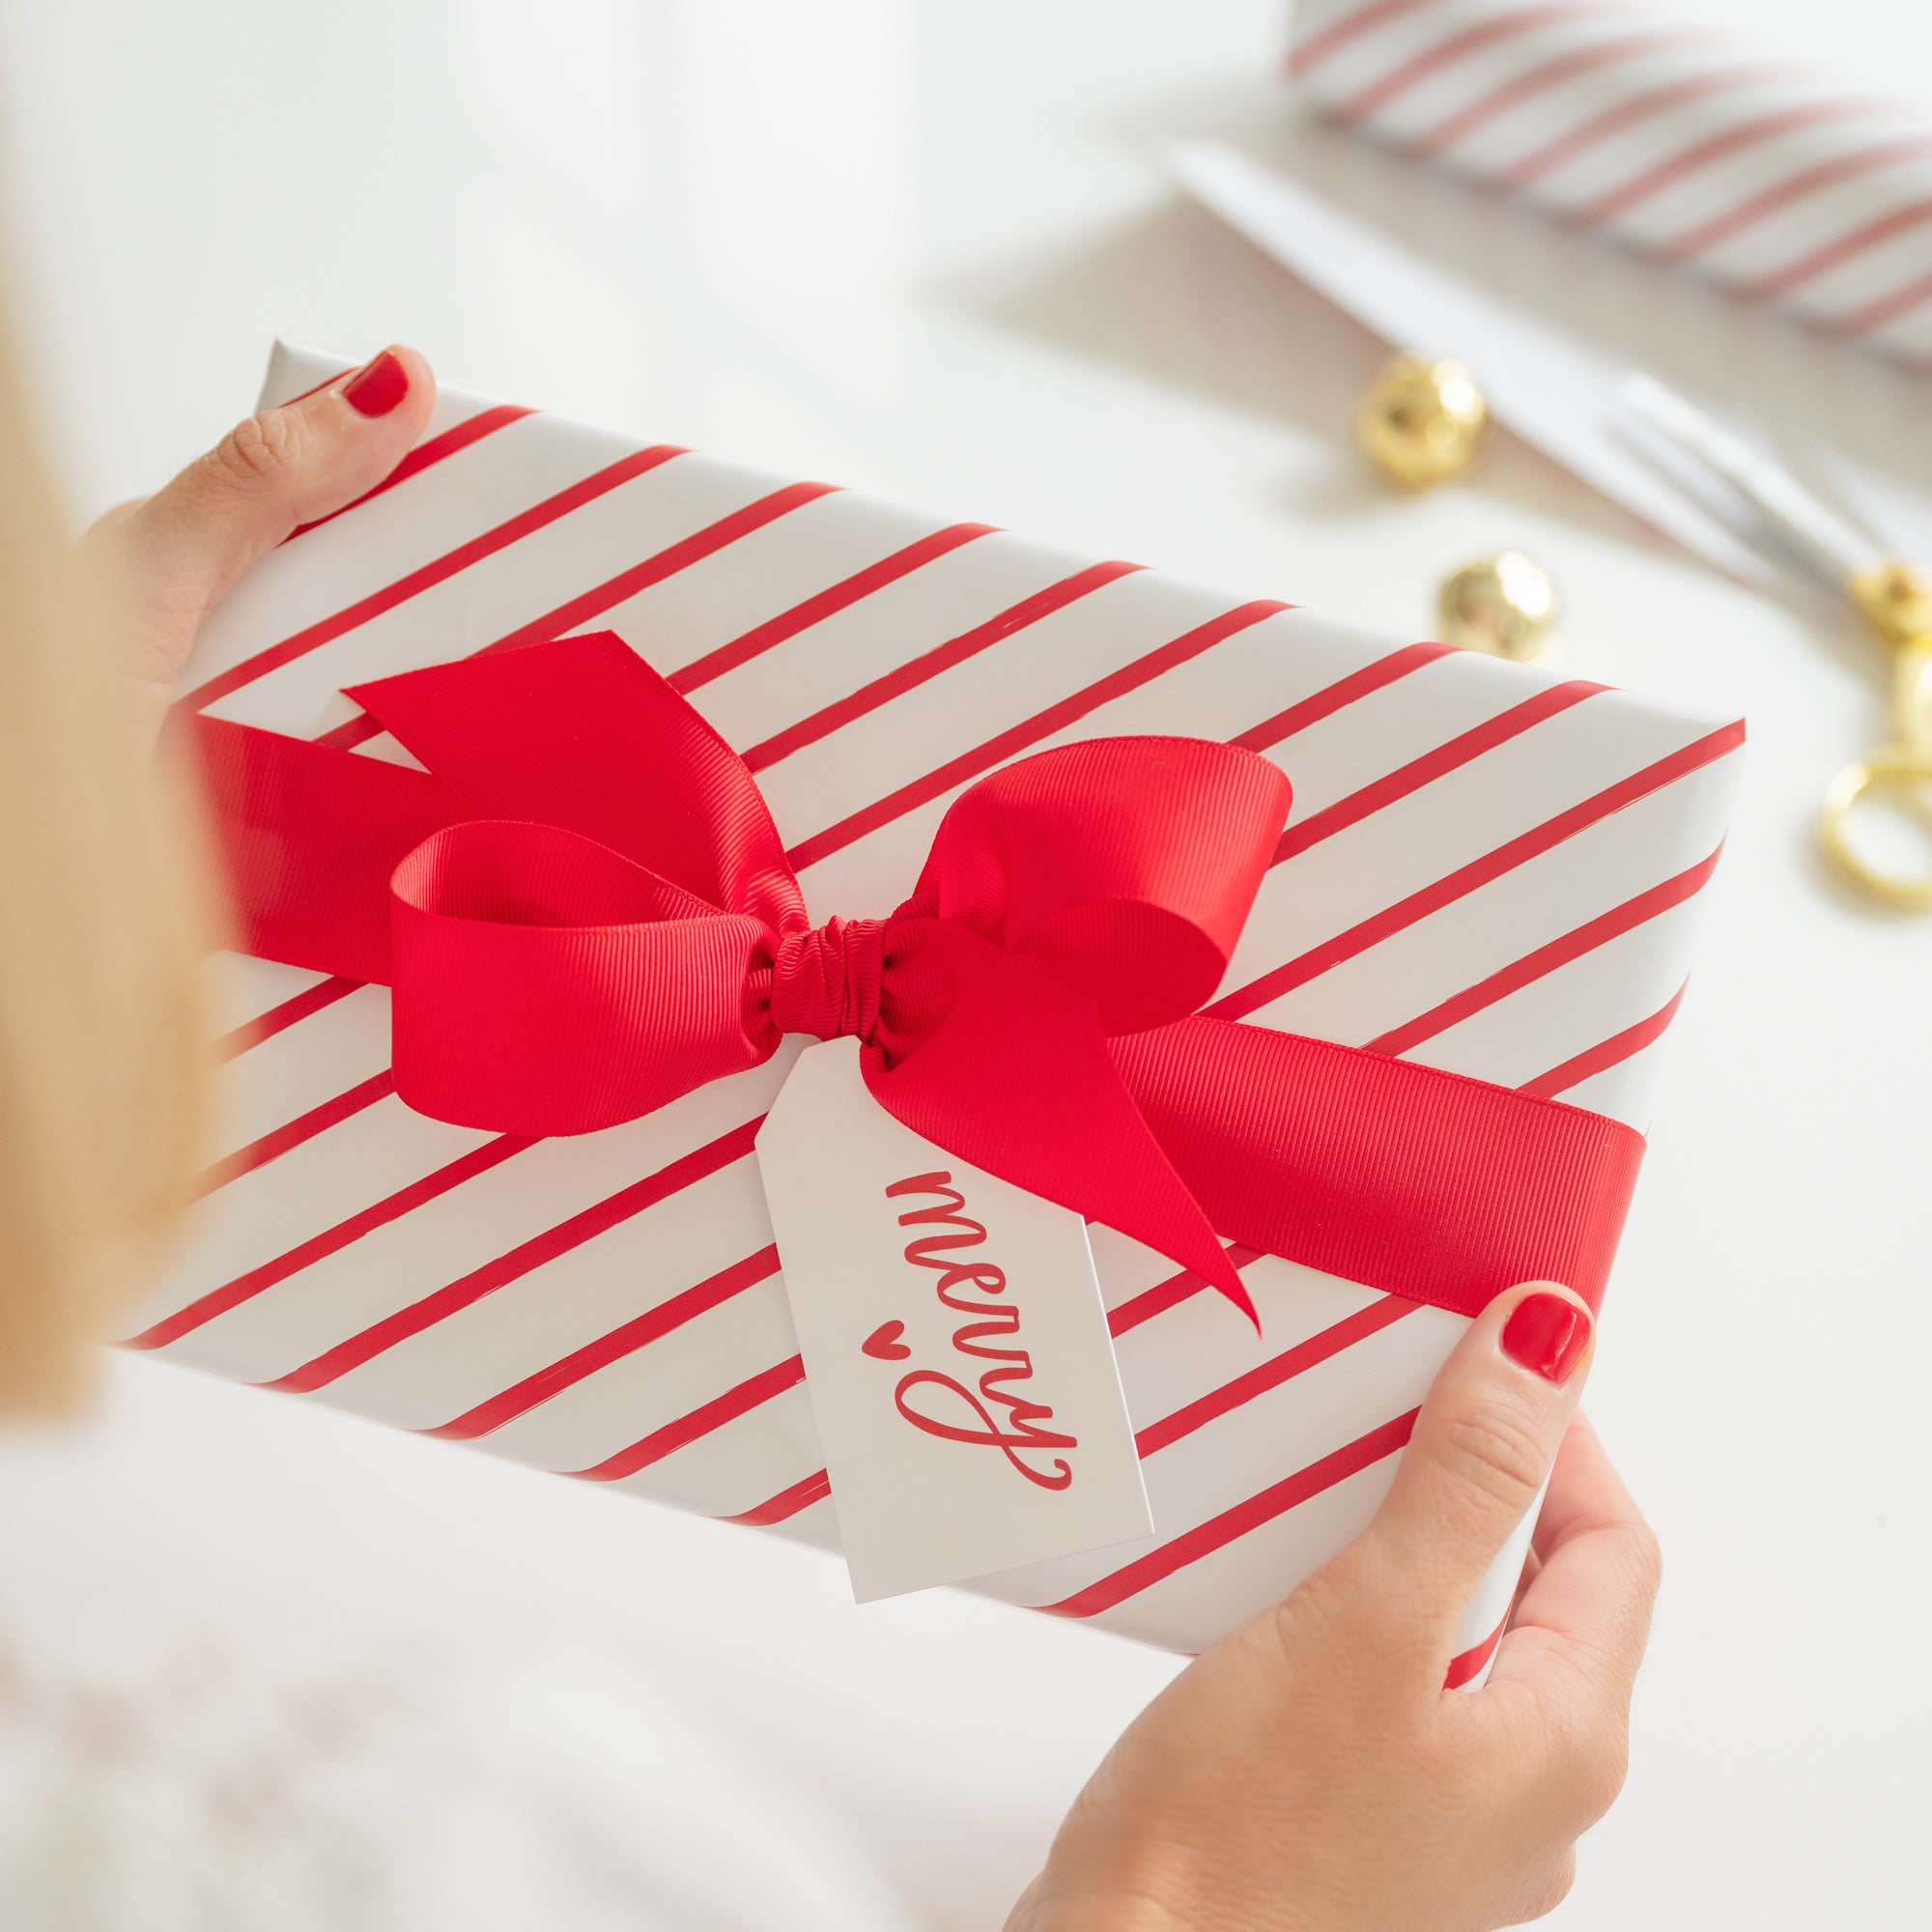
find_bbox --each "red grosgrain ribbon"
[191,631,1644,1322]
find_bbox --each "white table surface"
[0,2,1926,1925]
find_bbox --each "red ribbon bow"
[194,632,1647,1322]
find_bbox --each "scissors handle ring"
[1819,743,1932,911]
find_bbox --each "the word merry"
[875,1171,1078,1490]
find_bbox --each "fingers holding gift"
[1014,1287,1619,1932]
[1354,1280,1596,1680]
[90,345,436,712]
[1483,1413,1661,1753]
[1434,1415,1658,1861]
[166,343,435,561]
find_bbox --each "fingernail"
[1500,1291,1592,1384]
[341,350,409,418]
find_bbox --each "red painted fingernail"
[341,350,409,418]
[1500,1291,1591,1384]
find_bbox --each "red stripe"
[739,560,1141,774]
[1108,1245,1264,1339]
[1519,981,1686,1098]
[475,480,838,658]
[1339,6,1590,126]
[125,1133,532,1351]
[1408,31,1705,156]
[1229,640,1449,753]
[722,1469,831,1525]
[1574,99,1882,228]
[423,1245,783,1441]
[280,366,353,406]
[700,1304,1423,1596]
[668,523,998,696]
[552,1277,1405,1541]
[1207,722,1744,1023]
[1826,263,1932,338]
[692,1298,1412,1558]
[256,1117,763,1395]
[1365,846,1721,1056]
[174,444,685,714]
[315,480,837,753]
[1271,680,1604,867]
[1498,64,1785,192]
[1747,196,1932,298]
[197,1071,394,1195]
[677,1299,1418,1590]
[568,1356,807,1483]
[1134,1296,1416,1459]
[1658,135,1932,262]
[285,406,535,542]
[1038,1410,1419,1619]
[1290,0,1445,77]
[212,975,361,1062]
[783,600,1290,873]
[1444,1611,1509,1689]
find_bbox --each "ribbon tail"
[1113,1016,1645,1318]
[863,924,1257,1324]
[187,714,463,983]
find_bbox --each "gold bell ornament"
[1356,354,1488,489]
[1436,553,1560,663]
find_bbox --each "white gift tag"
[756,1039,1154,1602]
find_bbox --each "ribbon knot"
[771,916,886,1044]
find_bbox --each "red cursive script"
[876,1172,1077,1490]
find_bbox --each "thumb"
[99,345,436,698]
[1362,1281,1596,1649]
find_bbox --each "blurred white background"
[0,1,1926,1925]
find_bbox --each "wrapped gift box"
[1288,0,1932,365]
[129,342,1743,1670]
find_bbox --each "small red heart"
[862,1320,912,1362]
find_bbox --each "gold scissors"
[1820,562,1932,910]
[1621,377,1932,911]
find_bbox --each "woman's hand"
[1009,1283,1659,1932]
[88,345,436,720]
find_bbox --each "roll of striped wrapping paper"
[1290,0,1932,365]
[130,342,1743,1673]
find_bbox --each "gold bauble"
[1437,553,1559,662]
[1356,354,1488,489]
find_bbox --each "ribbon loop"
[349,631,807,930]
[910,737,1290,1032]
[389,818,771,1136]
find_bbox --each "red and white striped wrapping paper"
[1290,0,1932,365]
[129,343,1743,1665]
